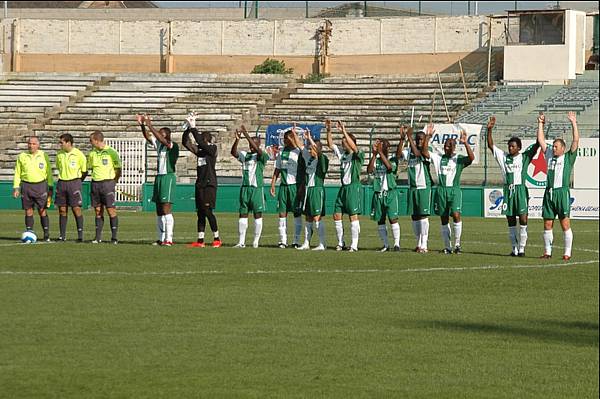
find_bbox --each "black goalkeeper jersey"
[183,127,217,188]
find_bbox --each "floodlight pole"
[418,1,421,15]
[4,1,7,18]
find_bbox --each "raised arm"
[367,139,379,174]
[420,123,434,159]
[145,115,170,147]
[338,121,358,153]
[182,128,198,154]
[536,113,547,153]
[486,116,496,151]
[325,119,333,149]
[291,123,304,150]
[407,128,421,158]
[396,125,407,159]
[460,130,475,163]
[241,125,262,156]
[231,129,241,159]
[137,114,153,143]
[567,111,579,153]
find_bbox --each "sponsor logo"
[488,189,503,211]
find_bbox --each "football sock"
[564,229,573,257]
[95,216,104,241]
[335,220,344,246]
[420,219,429,250]
[238,217,248,245]
[519,225,528,253]
[378,224,389,248]
[157,216,165,242]
[206,208,218,233]
[198,232,205,242]
[543,229,553,256]
[75,215,84,240]
[315,220,326,246]
[109,216,119,241]
[40,215,49,239]
[350,220,360,250]
[441,223,451,250]
[253,217,263,247]
[278,217,287,245]
[508,226,518,254]
[25,215,34,231]
[412,220,420,248]
[453,221,462,247]
[391,222,400,247]
[294,216,303,245]
[304,222,313,245]
[59,214,67,239]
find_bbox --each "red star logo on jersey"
[530,147,547,177]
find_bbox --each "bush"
[251,58,293,74]
[298,73,330,83]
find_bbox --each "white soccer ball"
[21,231,37,244]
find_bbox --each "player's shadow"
[414,319,599,348]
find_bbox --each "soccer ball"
[21,231,37,244]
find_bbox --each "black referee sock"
[109,216,118,241]
[25,215,34,231]
[59,215,67,239]
[40,215,50,240]
[206,208,219,234]
[95,216,104,241]
[75,215,84,240]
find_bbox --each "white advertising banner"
[574,138,599,189]
[520,138,599,189]
[420,123,482,164]
[484,188,599,220]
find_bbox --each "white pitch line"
[0,260,597,277]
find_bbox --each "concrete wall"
[1,13,590,75]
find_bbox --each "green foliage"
[298,73,330,83]
[251,58,294,74]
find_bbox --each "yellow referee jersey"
[13,150,54,188]
[56,147,87,181]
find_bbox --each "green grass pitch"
[0,210,598,398]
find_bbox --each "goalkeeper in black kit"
[182,113,221,248]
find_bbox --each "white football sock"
[164,214,174,242]
[350,220,360,250]
[391,222,400,247]
[198,231,205,240]
[304,222,313,245]
[441,223,451,250]
[453,221,462,247]
[378,224,389,248]
[543,229,553,256]
[156,216,164,242]
[253,218,263,247]
[563,228,573,257]
[278,217,287,245]
[315,220,326,246]
[519,225,528,253]
[509,226,518,254]
[412,220,421,248]
[294,216,303,245]
[238,218,248,245]
[420,218,429,250]
[335,220,344,246]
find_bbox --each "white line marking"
[0,260,597,277]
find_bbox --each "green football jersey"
[401,148,432,189]
[430,152,471,188]
[238,150,269,187]
[276,147,301,185]
[151,137,179,175]
[492,144,537,186]
[333,144,364,186]
[545,148,576,189]
[372,156,398,193]
[302,149,329,188]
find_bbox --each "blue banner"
[265,124,323,148]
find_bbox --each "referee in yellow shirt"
[13,136,54,241]
[88,131,122,244]
[55,133,87,242]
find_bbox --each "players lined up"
[13,111,579,258]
